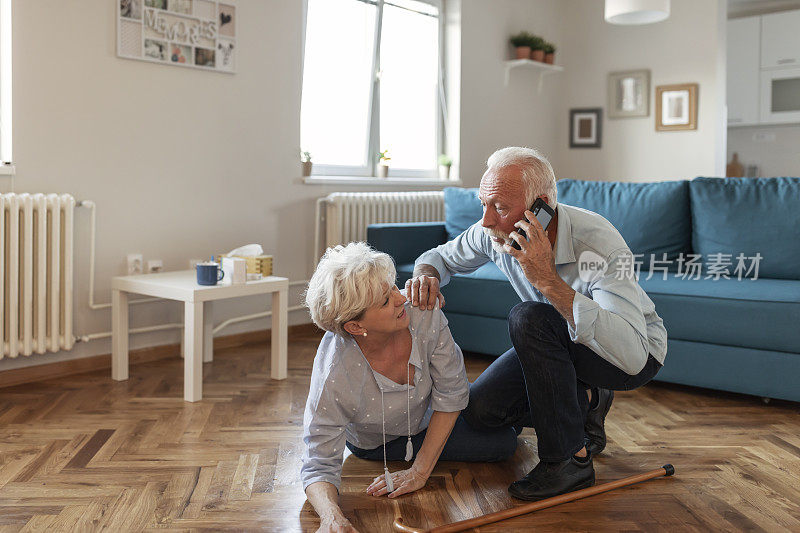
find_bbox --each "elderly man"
[406,146,667,501]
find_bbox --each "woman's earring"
[363,331,367,337]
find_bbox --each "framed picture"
[121,0,142,19]
[608,69,649,118]
[569,108,602,148]
[195,47,215,67]
[656,83,698,131]
[169,0,192,14]
[144,38,168,61]
[219,3,236,38]
[117,0,236,73]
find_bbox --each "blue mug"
[196,262,224,285]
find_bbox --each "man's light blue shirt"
[415,203,668,375]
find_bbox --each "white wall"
[0,0,733,372]
[457,0,565,187]
[554,0,727,181]
[727,125,800,176]
[0,0,565,371]
[0,0,304,371]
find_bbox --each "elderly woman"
[302,242,517,533]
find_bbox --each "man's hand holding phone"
[511,198,553,250]
[505,208,559,291]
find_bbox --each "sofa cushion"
[444,187,482,240]
[396,262,520,319]
[368,222,448,265]
[557,179,692,266]
[638,274,800,354]
[690,177,800,280]
[399,256,800,355]
[653,339,800,402]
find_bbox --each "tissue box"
[222,257,247,284]
[216,254,273,276]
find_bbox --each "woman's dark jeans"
[463,301,663,462]
[347,414,518,462]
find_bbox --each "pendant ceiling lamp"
[605,0,670,25]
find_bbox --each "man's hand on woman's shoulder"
[405,265,445,311]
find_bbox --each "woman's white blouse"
[301,302,469,490]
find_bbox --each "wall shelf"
[504,59,564,92]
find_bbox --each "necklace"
[379,330,413,493]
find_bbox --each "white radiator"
[315,191,445,259]
[1,193,75,359]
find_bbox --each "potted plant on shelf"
[543,42,556,64]
[530,35,545,62]
[438,154,452,181]
[301,150,312,177]
[510,31,532,60]
[377,150,390,178]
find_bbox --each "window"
[301,0,444,178]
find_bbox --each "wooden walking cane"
[393,464,675,533]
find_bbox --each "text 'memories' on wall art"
[118,0,236,73]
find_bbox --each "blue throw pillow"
[690,177,800,280]
[557,179,692,268]
[444,187,482,240]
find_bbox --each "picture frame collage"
[118,0,236,73]
[570,69,699,148]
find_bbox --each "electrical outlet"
[147,259,164,273]
[752,132,776,143]
[127,254,143,275]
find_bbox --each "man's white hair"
[305,242,396,336]
[486,146,557,209]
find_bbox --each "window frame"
[0,0,12,166]
[301,0,445,179]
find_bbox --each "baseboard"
[212,322,321,350]
[0,323,323,390]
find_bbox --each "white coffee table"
[111,270,289,402]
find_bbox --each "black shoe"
[508,454,595,501]
[584,388,614,456]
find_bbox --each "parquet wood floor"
[0,330,798,532]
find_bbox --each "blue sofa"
[367,177,800,402]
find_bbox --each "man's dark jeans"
[463,301,663,462]
[346,414,518,462]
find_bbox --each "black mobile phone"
[511,198,555,250]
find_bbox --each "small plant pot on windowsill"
[439,165,451,181]
[514,46,531,60]
[378,164,389,178]
[302,161,313,177]
[544,52,555,64]
[530,49,545,62]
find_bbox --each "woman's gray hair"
[305,242,397,336]
[486,146,557,208]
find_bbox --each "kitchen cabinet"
[760,10,800,69]
[728,9,800,126]
[727,16,761,126]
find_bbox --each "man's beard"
[483,227,514,254]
